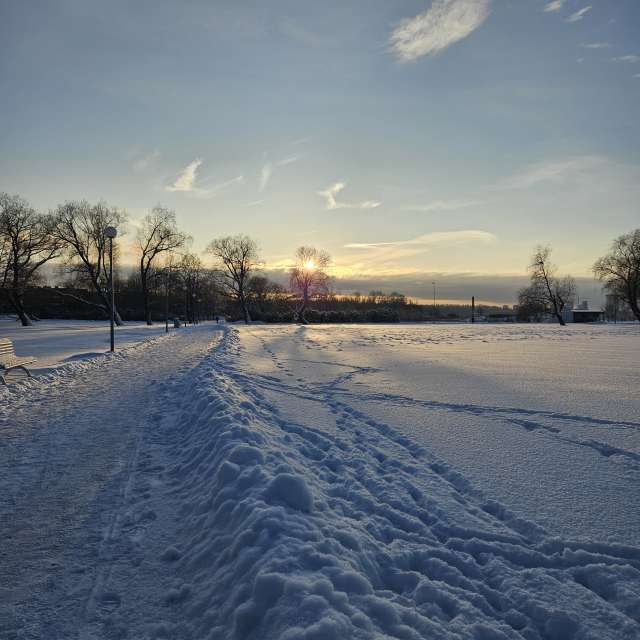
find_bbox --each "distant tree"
[248,275,285,306]
[206,235,260,324]
[0,193,62,326]
[527,245,575,326]
[516,280,548,322]
[177,253,205,324]
[593,229,640,322]
[289,246,331,324]
[136,206,189,325]
[52,200,127,325]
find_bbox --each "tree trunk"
[142,284,152,325]
[298,287,309,324]
[6,290,33,327]
[240,292,250,324]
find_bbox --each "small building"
[568,309,604,323]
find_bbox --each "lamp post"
[432,281,437,318]
[165,264,171,334]
[104,226,118,352]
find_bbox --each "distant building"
[562,301,604,323]
[570,309,604,323]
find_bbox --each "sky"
[1,0,639,304]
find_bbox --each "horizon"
[2,0,639,305]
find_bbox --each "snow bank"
[155,329,640,639]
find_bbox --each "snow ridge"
[132,328,640,639]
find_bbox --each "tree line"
[517,237,640,324]
[1,192,639,326]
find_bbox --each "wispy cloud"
[247,199,265,207]
[544,0,565,12]
[566,6,592,23]
[581,42,611,49]
[280,19,334,48]
[491,156,606,191]
[389,0,491,62]
[259,155,301,192]
[198,175,244,197]
[166,159,243,197]
[131,149,161,172]
[407,199,479,213]
[345,230,496,250]
[166,159,202,192]
[318,182,381,211]
[259,163,272,192]
[611,55,640,63]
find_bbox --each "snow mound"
[152,329,640,639]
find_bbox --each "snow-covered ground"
[1,323,639,639]
[0,318,182,370]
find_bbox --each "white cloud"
[166,159,202,192]
[345,230,497,250]
[611,55,640,63]
[389,0,491,62]
[581,42,611,49]
[544,0,565,12]
[247,199,265,207]
[566,6,592,23]
[318,182,381,211]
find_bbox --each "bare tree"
[137,205,189,325]
[528,245,575,326]
[594,229,640,322]
[52,200,127,325]
[289,246,331,324]
[0,193,62,326]
[177,253,205,324]
[206,235,260,323]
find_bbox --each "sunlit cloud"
[566,6,592,23]
[389,0,491,62]
[166,159,202,192]
[544,0,565,12]
[345,230,497,250]
[581,42,611,49]
[318,182,381,211]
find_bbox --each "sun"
[303,259,316,271]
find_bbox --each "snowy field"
[1,323,639,639]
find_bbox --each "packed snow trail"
[1,323,639,639]
[0,325,223,638]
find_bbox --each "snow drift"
[151,329,640,639]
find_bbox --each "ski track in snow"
[1,323,639,639]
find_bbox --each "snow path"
[1,323,639,639]
[0,326,223,638]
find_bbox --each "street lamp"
[432,281,437,318]
[104,226,118,352]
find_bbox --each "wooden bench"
[0,338,36,385]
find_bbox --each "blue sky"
[1,0,639,303]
